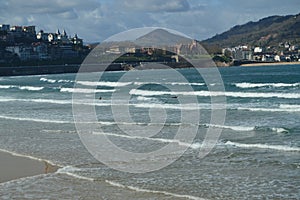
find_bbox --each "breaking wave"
[93,131,201,150]
[0,85,44,91]
[130,89,300,99]
[77,81,131,87]
[40,77,57,83]
[105,180,205,200]
[237,107,300,112]
[60,88,116,93]
[133,81,205,86]
[0,115,72,124]
[204,124,289,133]
[56,166,94,181]
[233,82,300,89]
[225,141,300,152]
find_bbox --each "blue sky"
[1,0,299,43]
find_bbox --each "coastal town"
[1,23,300,70]
[0,24,89,66]
[216,42,300,66]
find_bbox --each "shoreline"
[240,61,300,67]
[0,150,59,183]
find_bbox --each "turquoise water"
[0,65,299,199]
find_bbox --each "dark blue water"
[0,65,299,199]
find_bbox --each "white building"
[274,55,281,62]
[254,47,263,53]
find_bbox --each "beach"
[0,150,59,183]
[240,61,300,67]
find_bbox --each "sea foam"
[233,82,300,89]
[77,81,132,87]
[225,141,300,152]
[105,180,206,200]
[93,131,201,150]
[130,89,300,99]
[60,88,116,93]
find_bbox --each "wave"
[204,124,254,131]
[133,103,202,110]
[279,104,300,109]
[0,98,73,105]
[40,77,57,83]
[0,148,59,167]
[0,85,44,91]
[237,107,300,112]
[77,81,131,87]
[0,115,72,124]
[204,124,289,133]
[133,81,205,86]
[19,86,44,91]
[233,82,300,89]
[40,77,74,83]
[225,141,300,152]
[93,131,201,150]
[130,89,300,99]
[105,180,205,200]
[136,96,159,102]
[60,88,116,93]
[56,166,94,181]
[0,85,14,89]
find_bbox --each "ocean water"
[0,65,299,199]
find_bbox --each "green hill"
[202,13,300,50]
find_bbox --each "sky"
[1,0,300,43]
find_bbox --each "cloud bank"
[1,0,299,42]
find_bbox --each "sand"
[240,61,300,67]
[0,151,59,183]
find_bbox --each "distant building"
[36,30,49,41]
[274,55,281,62]
[10,26,22,32]
[0,24,10,31]
[254,47,263,53]
[23,26,36,35]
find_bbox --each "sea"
[0,64,299,199]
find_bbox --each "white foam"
[279,104,300,109]
[60,88,116,93]
[58,79,73,83]
[93,131,200,150]
[225,141,300,152]
[105,180,205,200]
[234,82,300,89]
[56,166,94,181]
[130,89,300,99]
[237,107,300,112]
[0,85,44,91]
[0,148,59,167]
[205,124,254,131]
[0,115,72,124]
[40,77,56,83]
[77,81,132,87]
[0,85,14,89]
[133,103,201,110]
[136,96,158,102]
[134,81,205,86]
[271,127,289,133]
[19,86,44,91]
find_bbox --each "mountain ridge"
[202,13,300,48]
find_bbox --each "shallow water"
[0,65,299,199]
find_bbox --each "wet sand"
[0,151,59,183]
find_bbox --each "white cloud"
[120,0,190,12]
[0,0,299,42]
